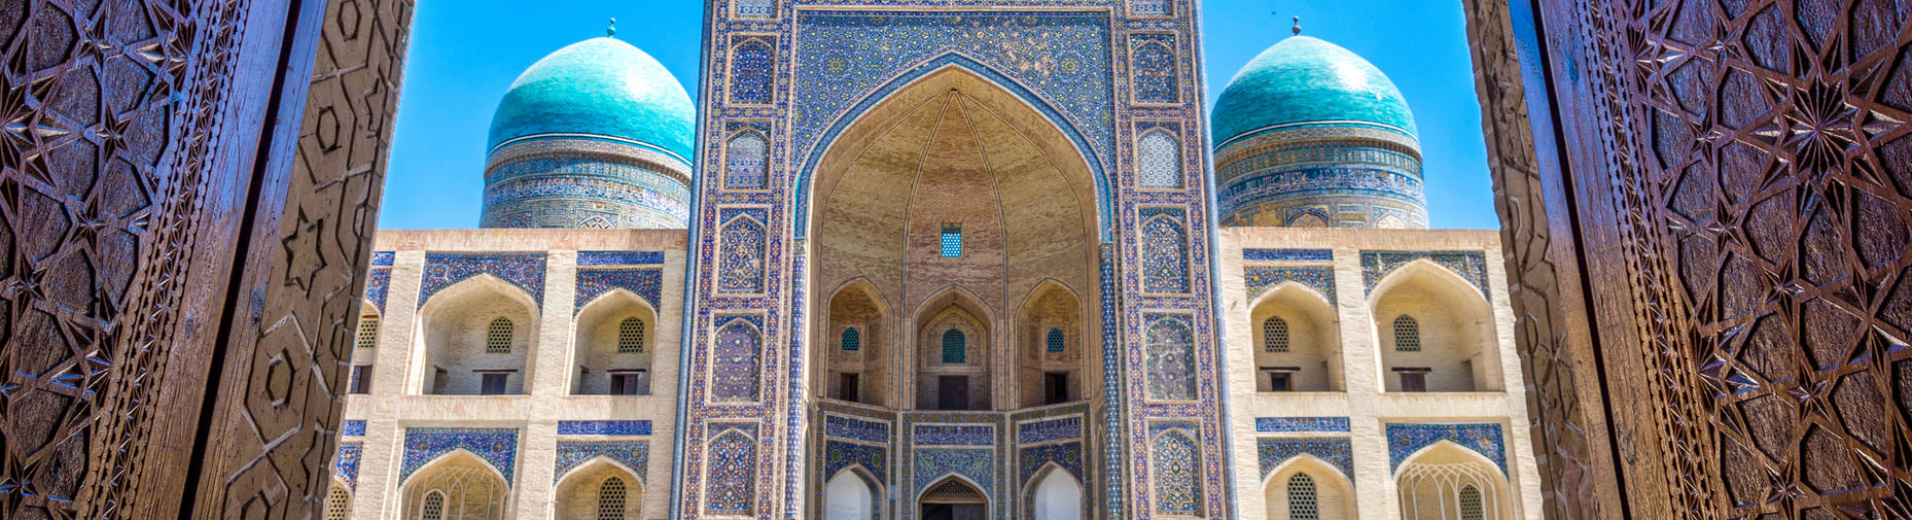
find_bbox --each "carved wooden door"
[1516,0,1912,517]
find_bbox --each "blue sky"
[380,0,1494,230]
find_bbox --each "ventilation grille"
[618,317,644,353]
[1046,329,1065,353]
[421,491,446,520]
[326,486,351,520]
[1263,317,1289,353]
[598,476,628,520]
[1460,485,1484,520]
[841,327,860,351]
[1393,315,1420,352]
[941,329,966,364]
[486,318,513,353]
[1287,473,1318,520]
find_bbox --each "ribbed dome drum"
[1210,36,1426,228]
[480,37,696,229]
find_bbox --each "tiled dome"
[1211,36,1416,145]
[487,37,695,160]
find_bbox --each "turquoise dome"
[1212,36,1416,144]
[487,37,695,161]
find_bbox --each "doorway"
[920,478,988,520]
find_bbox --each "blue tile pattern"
[825,415,889,444]
[400,428,519,485]
[578,251,665,266]
[1141,208,1190,293]
[557,420,652,436]
[725,132,768,189]
[1151,430,1203,515]
[1386,423,1507,474]
[913,425,993,446]
[1361,250,1492,299]
[729,37,775,105]
[1244,249,1333,262]
[418,253,546,308]
[913,449,993,497]
[481,148,691,229]
[363,268,390,312]
[1019,442,1083,483]
[825,441,888,483]
[717,210,767,293]
[1255,417,1352,433]
[486,37,694,158]
[711,316,762,402]
[707,429,757,515]
[1129,34,1178,104]
[370,251,394,266]
[334,442,362,490]
[1144,315,1197,400]
[341,420,366,437]
[1257,437,1354,481]
[575,268,664,310]
[554,441,649,483]
[1018,416,1082,444]
[1245,266,1337,304]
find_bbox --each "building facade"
[324,2,1541,519]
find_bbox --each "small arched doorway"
[919,478,987,520]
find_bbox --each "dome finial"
[1292,16,1302,35]
[606,18,617,38]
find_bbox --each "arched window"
[1392,315,1420,351]
[841,327,860,351]
[725,132,767,189]
[1046,328,1066,353]
[1137,131,1182,188]
[486,318,513,353]
[1263,316,1289,353]
[618,317,644,353]
[598,476,628,520]
[325,486,351,520]
[1286,473,1318,520]
[941,329,966,364]
[356,317,379,348]
[1459,485,1484,520]
[420,490,446,520]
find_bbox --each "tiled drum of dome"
[481,153,691,229]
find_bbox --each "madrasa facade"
[325,3,1541,520]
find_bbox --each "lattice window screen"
[326,486,351,520]
[841,327,860,351]
[725,133,767,189]
[1393,315,1420,351]
[1137,131,1182,188]
[1286,473,1318,520]
[1046,328,1065,353]
[421,491,446,520]
[922,480,986,503]
[618,317,644,353]
[356,317,378,348]
[941,226,963,257]
[1459,485,1484,520]
[942,329,966,364]
[487,318,513,353]
[1263,316,1290,353]
[598,477,628,520]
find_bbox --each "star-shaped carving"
[1782,81,1862,180]
[280,209,329,293]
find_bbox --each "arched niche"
[1025,465,1084,520]
[806,64,1103,414]
[400,450,510,520]
[1394,441,1512,520]
[823,467,883,520]
[572,290,660,396]
[918,476,988,520]
[1248,284,1343,392]
[1017,281,1087,408]
[1262,456,1355,520]
[555,458,644,520]
[1369,262,1501,392]
[913,288,993,411]
[413,276,539,395]
[821,280,892,407]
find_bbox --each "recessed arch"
[913,286,994,410]
[1394,441,1512,520]
[573,289,661,395]
[823,466,883,520]
[820,278,894,406]
[1024,464,1084,520]
[1016,279,1088,407]
[399,450,510,520]
[412,274,540,395]
[555,457,645,520]
[1369,260,1501,392]
[1247,283,1343,392]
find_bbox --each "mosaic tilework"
[362,268,391,312]
[1257,437,1354,481]
[825,415,890,444]
[1361,250,1492,298]
[711,317,762,402]
[418,253,546,307]
[912,449,993,497]
[481,151,692,229]
[1145,315,1197,400]
[1136,130,1182,188]
[400,428,518,485]
[1386,423,1507,474]
[1141,208,1190,293]
[557,420,652,436]
[1130,0,1170,16]
[341,420,366,437]
[707,429,757,515]
[1151,430,1203,516]
[1019,442,1083,483]
[370,251,395,266]
[725,132,769,189]
[1255,417,1352,433]
[824,441,888,483]
[575,268,664,310]
[1018,416,1083,444]
[334,442,362,490]
[1244,248,1333,262]
[729,37,775,105]
[555,441,649,483]
[913,425,993,446]
[577,251,665,266]
[717,212,767,293]
[1245,266,1337,304]
[1129,34,1178,104]
[735,0,774,17]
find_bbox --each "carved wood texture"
[1534,0,1912,517]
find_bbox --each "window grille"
[1046,328,1065,353]
[725,133,767,189]
[1263,316,1290,353]
[356,317,378,348]
[486,318,513,353]
[1460,485,1484,520]
[420,490,446,520]
[841,327,860,351]
[598,476,628,520]
[1393,315,1421,351]
[940,226,962,257]
[325,486,351,520]
[1286,473,1318,520]
[1137,131,1182,188]
[942,329,966,364]
[618,317,644,353]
